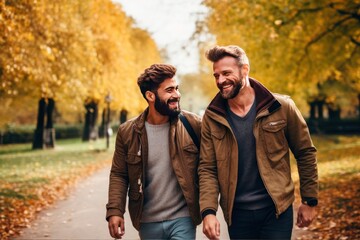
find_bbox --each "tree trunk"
[309,101,317,120]
[82,103,91,141]
[358,93,360,120]
[120,109,128,124]
[32,98,46,149]
[46,98,55,128]
[82,100,98,141]
[106,104,111,149]
[317,100,324,120]
[90,102,98,140]
[44,98,55,148]
[99,110,106,138]
[328,107,341,120]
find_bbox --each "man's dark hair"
[206,45,249,67]
[137,64,177,99]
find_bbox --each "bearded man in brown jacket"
[198,45,318,240]
[106,64,201,240]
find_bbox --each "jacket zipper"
[268,120,285,126]
[137,138,143,193]
[137,135,144,222]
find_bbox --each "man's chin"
[169,109,181,117]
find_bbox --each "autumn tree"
[0,0,162,145]
[75,1,162,140]
[1,0,99,147]
[197,0,360,117]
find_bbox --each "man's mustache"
[167,98,179,103]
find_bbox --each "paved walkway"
[15,167,308,240]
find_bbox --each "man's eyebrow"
[165,85,178,90]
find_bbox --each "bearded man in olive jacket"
[198,45,318,240]
[106,64,201,240]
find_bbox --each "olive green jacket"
[106,109,202,230]
[198,78,318,226]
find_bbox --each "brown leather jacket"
[198,78,318,226]
[106,109,202,230]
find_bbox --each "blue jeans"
[139,217,196,240]
[228,205,293,239]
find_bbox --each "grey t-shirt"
[141,121,189,222]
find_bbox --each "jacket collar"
[133,108,148,134]
[133,107,180,133]
[207,77,281,117]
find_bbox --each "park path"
[15,166,308,240]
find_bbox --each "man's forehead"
[159,78,178,88]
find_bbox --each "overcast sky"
[112,0,208,74]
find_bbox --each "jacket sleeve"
[198,113,220,215]
[285,98,318,200]
[106,125,129,221]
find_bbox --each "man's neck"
[146,107,169,125]
[228,84,255,118]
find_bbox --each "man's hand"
[296,203,317,228]
[203,214,220,240]
[108,216,125,239]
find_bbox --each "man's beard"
[154,93,181,117]
[219,78,242,99]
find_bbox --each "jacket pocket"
[183,143,200,188]
[126,153,142,164]
[211,129,227,161]
[125,153,142,192]
[262,120,288,162]
[183,144,199,171]
[128,190,140,200]
[128,190,142,228]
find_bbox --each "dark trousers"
[228,205,293,240]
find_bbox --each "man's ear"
[241,64,250,75]
[145,91,155,102]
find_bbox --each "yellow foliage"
[0,0,162,127]
[197,0,360,115]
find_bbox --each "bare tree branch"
[304,16,353,50]
[350,37,360,46]
[329,3,360,21]
[295,14,354,77]
[338,45,359,70]
[279,2,360,26]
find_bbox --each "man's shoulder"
[273,92,291,100]
[181,110,202,123]
[273,93,293,105]
[119,114,142,132]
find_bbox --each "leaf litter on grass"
[0,140,113,240]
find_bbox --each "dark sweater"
[226,101,273,210]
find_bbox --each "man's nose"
[174,89,181,98]
[217,74,226,84]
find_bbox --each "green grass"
[290,135,360,185]
[0,137,115,200]
[311,135,360,180]
[0,137,116,239]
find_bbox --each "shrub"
[0,124,83,144]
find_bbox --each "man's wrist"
[201,209,216,219]
[302,197,318,207]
